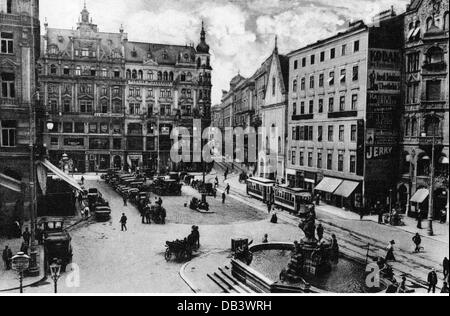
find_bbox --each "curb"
[179,261,200,293]
[0,246,47,293]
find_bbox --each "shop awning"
[334,181,360,198]
[39,159,83,192]
[0,173,22,193]
[410,189,429,204]
[314,177,343,194]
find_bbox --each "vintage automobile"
[94,206,112,221]
[151,179,182,196]
[41,219,73,272]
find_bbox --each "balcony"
[292,114,314,121]
[422,61,447,73]
[419,135,444,147]
[0,98,18,106]
[420,100,448,111]
[328,111,358,119]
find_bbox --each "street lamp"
[49,260,62,294]
[421,131,436,236]
[11,252,30,293]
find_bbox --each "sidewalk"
[0,238,46,292]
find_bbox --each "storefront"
[314,177,361,211]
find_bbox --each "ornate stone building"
[39,4,211,173]
[124,23,212,172]
[397,0,449,221]
[0,0,41,231]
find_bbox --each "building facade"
[40,5,211,174]
[259,41,289,182]
[397,0,449,220]
[0,0,41,231]
[286,14,404,211]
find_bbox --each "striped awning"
[39,159,83,192]
[410,189,429,204]
[0,173,22,193]
[334,181,360,198]
[314,177,343,194]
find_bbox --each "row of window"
[293,40,360,70]
[406,47,445,73]
[293,66,359,93]
[47,64,121,78]
[48,100,123,114]
[405,79,442,105]
[293,94,358,115]
[49,122,122,135]
[407,13,449,42]
[291,124,358,143]
[290,149,357,174]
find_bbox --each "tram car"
[273,185,315,218]
[246,177,276,203]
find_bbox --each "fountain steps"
[207,266,253,294]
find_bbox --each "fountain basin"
[231,243,388,294]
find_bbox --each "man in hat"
[2,246,13,270]
[412,233,422,253]
[120,213,128,232]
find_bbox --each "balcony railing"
[420,100,448,111]
[0,98,19,106]
[419,135,444,146]
[328,111,358,119]
[422,61,447,72]
[292,114,314,121]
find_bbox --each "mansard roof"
[125,41,197,65]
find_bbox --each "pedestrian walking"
[412,233,422,253]
[376,201,383,224]
[443,257,449,281]
[267,202,272,214]
[262,234,269,244]
[417,211,423,229]
[441,282,449,294]
[385,240,396,262]
[214,177,219,189]
[2,246,12,270]
[270,210,278,224]
[316,224,324,241]
[22,227,31,245]
[120,213,128,232]
[145,206,152,225]
[123,192,128,206]
[83,206,90,219]
[224,168,229,181]
[226,184,230,195]
[222,192,226,204]
[158,197,163,206]
[440,208,447,224]
[81,176,85,185]
[427,269,438,293]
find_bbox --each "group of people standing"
[2,227,37,271]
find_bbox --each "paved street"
[1,172,448,294]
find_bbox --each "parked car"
[41,219,73,272]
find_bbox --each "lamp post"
[421,132,436,236]
[11,252,30,293]
[49,260,62,294]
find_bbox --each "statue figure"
[299,210,317,243]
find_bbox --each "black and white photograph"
[0,0,449,299]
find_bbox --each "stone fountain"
[281,213,332,282]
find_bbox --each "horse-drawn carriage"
[165,227,200,262]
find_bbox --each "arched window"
[187,72,192,81]
[138,70,143,80]
[147,71,154,80]
[444,12,449,31]
[163,72,168,81]
[405,118,410,136]
[293,79,298,92]
[197,58,201,68]
[426,17,434,30]
[199,73,203,83]
[132,70,137,79]
[75,66,81,76]
[181,72,186,82]
[157,71,162,81]
[426,46,444,64]
[126,69,131,79]
[417,152,430,176]
[169,72,174,81]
